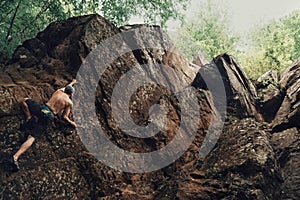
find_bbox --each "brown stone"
[192,54,263,122]
[272,59,300,131]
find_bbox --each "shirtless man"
[45,80,77,128]
[10,79,77,171]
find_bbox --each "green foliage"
[238,11,300,79]
[101,0,189,26]
[0,0,190,58]
[174,1,238,60]
[0,0,69,58]
[174,1,299,80]
[235,50,266,80]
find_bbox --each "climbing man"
[10,79,77,171]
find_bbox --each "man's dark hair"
[65,85,75,94]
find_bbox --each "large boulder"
[192,54,263,122]
[272,58,300,131]
[177,118,281,200]
[256,58,300,199]
[269,59,300,199]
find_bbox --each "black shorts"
[24,99,54,138]
[26,99,43,116]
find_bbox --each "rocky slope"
[0,14,299,199]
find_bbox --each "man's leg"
[13,135,35,161]
[20,98,32,120]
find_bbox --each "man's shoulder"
[52,89,64,96]
[64,96,73,107]
[51,91,71,103]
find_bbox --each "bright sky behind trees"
[180,0,300,34]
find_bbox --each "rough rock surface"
[272,59,300,131]
[192,54,263,122]
[269,59,300,200]
[0,14,299,199]
[271,128,300,199]
[177,118,281,200]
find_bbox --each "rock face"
[270,59,300,200]
[272,59,300,131]
[0,14,299,199]
[177,118,281,200]
[192,54,263,122]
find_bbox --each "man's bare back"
[46,80,77,127]
[46,89,72,115]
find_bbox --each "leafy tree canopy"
[174,0,238,61]
[0,0,190,58]
[238,10,300,79]
[252,10,300,70]
[175,1,299,80]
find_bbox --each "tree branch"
[0,8,14,25]
[5,0,22,44]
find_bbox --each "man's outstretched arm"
[67,79,77,87]
[62,104,76,128]
[57,79,77,92]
